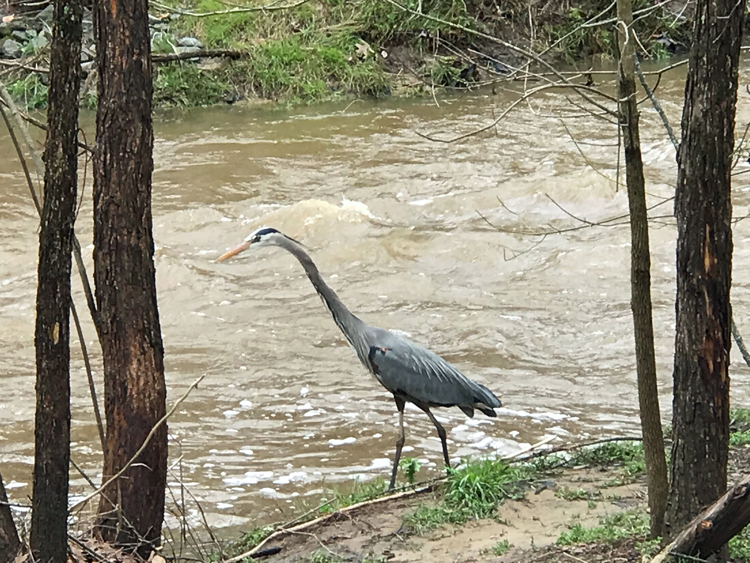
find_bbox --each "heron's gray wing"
[366,332,501,415]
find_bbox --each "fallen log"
[151,49,243,63]
[652,474,750,563]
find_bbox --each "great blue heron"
[216,227,502,489]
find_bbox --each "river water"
[2,58,750,537]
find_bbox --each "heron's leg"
[389,395,406,490]
[423,407,451,470]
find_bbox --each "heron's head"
[215,226,291,262]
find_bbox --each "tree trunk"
[28,0,83,559]
[92,0,167,554]
[616,0,668,539]
[0,472,20,563]
[665,0,744,538]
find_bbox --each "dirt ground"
[255,467,648,563]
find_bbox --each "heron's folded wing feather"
[368,336,501,410]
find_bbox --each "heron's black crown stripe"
[255,227,279,237]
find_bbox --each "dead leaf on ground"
[355,40,373,59]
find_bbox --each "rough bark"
[92,0,167,554]
[653,474,750,562]
[0,472,20,563]
[28,0,83,560]
[665,0,744,538]
[616,0,668,539]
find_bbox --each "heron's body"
[217,227,502,488]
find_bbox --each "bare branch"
[69,375,205,513]
[152,49,243,63]
[151,0,310,17]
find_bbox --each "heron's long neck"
[280,239,366,350]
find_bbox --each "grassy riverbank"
[150,0,691,107]
[2,0,695,109]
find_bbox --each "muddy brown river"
[3,58,750,537]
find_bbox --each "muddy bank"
[216,436,750,563]
[0,0,700,109]
[254,467,647,562]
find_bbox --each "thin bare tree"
[28,0,83,560]
[615,0,667,539]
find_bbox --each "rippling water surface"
[3,59,750,534]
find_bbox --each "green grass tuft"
[317,479,389,515]
[308,550,343,563]
[224,525,273,558]
[729,524,750,560]
[399,457,421,485]
[154,62,232,107]
[556,511,649,545]
[402,503,470,534]
[567,441,645,481]
[444,459,531,519]
[731,408,750,446]
[403,458,532,533]
[555,486,589,501]
[235,32,389,103]
[492,539,512,556]
[6,74,48,110]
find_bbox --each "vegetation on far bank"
[2,0,697,110]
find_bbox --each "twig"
[71,302,105,452]
[0,59,50,73]
[0,101,41,214]
[286,530,340,558]
[516,436,644,463]
[167,458,223,558]
[634,56,678,148]
[503,435,557,459]
[151,0,310,16]
[69,376,205,512]
[152,49,243,63]
[224,485,435,563]
[544,193,597,226]
[417,82,617,144]
[559,120,617,185]
[67,535,109,563]
[70,458,98,490]
[476,194,674,238]
[562,551,591,563]
[0,96,95,153]
[731,320,750,370]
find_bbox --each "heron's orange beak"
[215,241,251,263]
